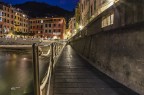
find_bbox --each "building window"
[110,13,114,25]
[94,0,96,11]
[53,24,56,27]
[49,30,52,33]
[41,20,43,23]
[91,5,93,16]
[102,13,114,28]
[45,24,47,27]
[49,24,51,27]
[7,20,9,23]
[0,17,2,22]
[45,30,47,33]
[41,25,43,29]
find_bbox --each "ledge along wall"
[70,0,144,94]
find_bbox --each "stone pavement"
[53,45,139,95]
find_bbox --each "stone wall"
[71,27,144,94]
[70,0,144,94]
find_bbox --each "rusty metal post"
[51,43,54,73]
[32,43,40,95]
[55,43,57,56]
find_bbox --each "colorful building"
[0,2,14,34]
[0,2,67,39]
[30,17,66,39]
[0,5,3,36]
[75,2,81,31]
[68,17,76,36]
[0,2,29,38]
[79,0,119,28]
[80,0,90,27]
[67,0,120,38]
[14,8,29,33]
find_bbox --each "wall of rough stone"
[71,27,144,94]
[70,0,144,94]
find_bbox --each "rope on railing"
[32,42,66,95]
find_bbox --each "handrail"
[32,42,65,95]
[32,43,40,95]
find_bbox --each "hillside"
[14,1,74,22]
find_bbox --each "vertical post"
[51,43,54,72]
[56,44,58,56]
[55,43,57,56]
[32,43,40,95]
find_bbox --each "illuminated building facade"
[0,2,29,37]
[80,0,90,27]
[30,17,66,39]
[14,8,29,33]
[79,0,119,28]
[0,2,66,39]
[0,5,3,35]
[67,0,120,38]
[75,2,81,31]
[68,17,76,36]
[0,2,14,34]
[29,18,44,38]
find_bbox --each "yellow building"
[14,8,29,33]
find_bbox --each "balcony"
[53,32,61,35]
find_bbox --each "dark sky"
[4,0,79,11]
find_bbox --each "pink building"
[30,17,66,39]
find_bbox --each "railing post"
[51,43,54,73]
[55,43,57,56]
[32,43,40,95]
[56,44,58,56]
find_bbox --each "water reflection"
[0,49,49,95]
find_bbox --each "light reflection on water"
[0,49,49,95]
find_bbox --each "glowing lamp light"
[53,36,58,39]
[41,20,43,23]
[23,15,26,17]
[79,25,83,30]
[23,58,27,60]
[92,15,95,18]
[67,32,71,35]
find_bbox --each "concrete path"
[53,45,139,95]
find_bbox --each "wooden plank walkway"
[53,45,139,95]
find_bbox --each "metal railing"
[32,42,65,95]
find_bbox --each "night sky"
[4,0,79,11]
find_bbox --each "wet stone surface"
[53,45,140,95]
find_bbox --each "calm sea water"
[0,48,49,95]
